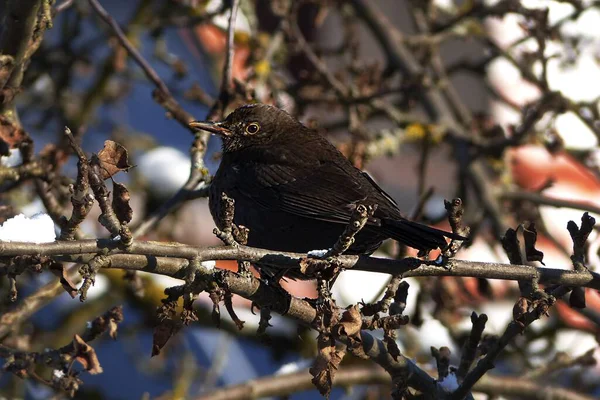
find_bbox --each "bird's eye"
[245,122,260,135]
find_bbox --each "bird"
[190,103,461,279]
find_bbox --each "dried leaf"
[101,306,124,340]
[112,182,133,223]
[384,335,401,361]
[501,228,523,265]
[334,305,362,338]
[72,334,103,374]
[512,297,529,326]
[108,319,119,339]
[152,318,181,357]
[523,222,545,265]
[299,258,311,275]
[309,341,346,398]
[177,313,196,336]
[49,263,78,299]
[568,213,596,247]
[208,287,223,328]
[95,140,132,180]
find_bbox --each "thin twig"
[87,0,197,132]
[207,0,240,119]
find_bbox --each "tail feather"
[382,218,463,252]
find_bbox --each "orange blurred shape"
[509,145,600,194]
[193,24,249,82]
[509,145,600,331]
[555,289,600,332]
[215,260,317,301]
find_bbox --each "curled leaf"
[310,339,346,398]
[152,318,181,357]
[95,140,132,180]
[333,305,362,338]
[501,228,523,265]
[112,182,133,224]
[72,335,103,374]
[385,335,401,361]
[512,297,529,326]
[49,263,78,299]
[523,222,545,265]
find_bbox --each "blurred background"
[1,0,600,399]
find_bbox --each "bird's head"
[189,103,300,152]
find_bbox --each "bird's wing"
[234,157,384,225]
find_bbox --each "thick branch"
[197,365,594,400]
[1,240,599,289]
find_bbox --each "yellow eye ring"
[245,122,260,135]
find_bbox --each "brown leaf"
[108,319,119,339]
[152,318,181,357]
[95,140,132,180]
[103,306,124,340]
[72,334,103,374]
[501,228,523,265]
[309,341,346,398]
[384,335,401,361]
[49,263,78,299]
[112,182,133,223]
[334,305,362,338]
[512,297,529,326]
[523,222,545,265]
[299,258,311,275]
[208,286,224,328]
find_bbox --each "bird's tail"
[381,218,464,253]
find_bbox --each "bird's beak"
[189,121,232,137]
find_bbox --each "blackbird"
[190,104,459,279]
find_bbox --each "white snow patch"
[555,329,598,356]
[0,148,23,167]
[275,359,313,375]
[554,111,598,150]
[0,213,56,243]
[422,195,448,220]
[52,369,65,380]
[202,260,216,270]
[307,249,329,257]
[205,0,251,34]
[78,274,110,302]
[19,198,46,217]
[137,147,191,198]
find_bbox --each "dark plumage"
[190,104,458,278]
